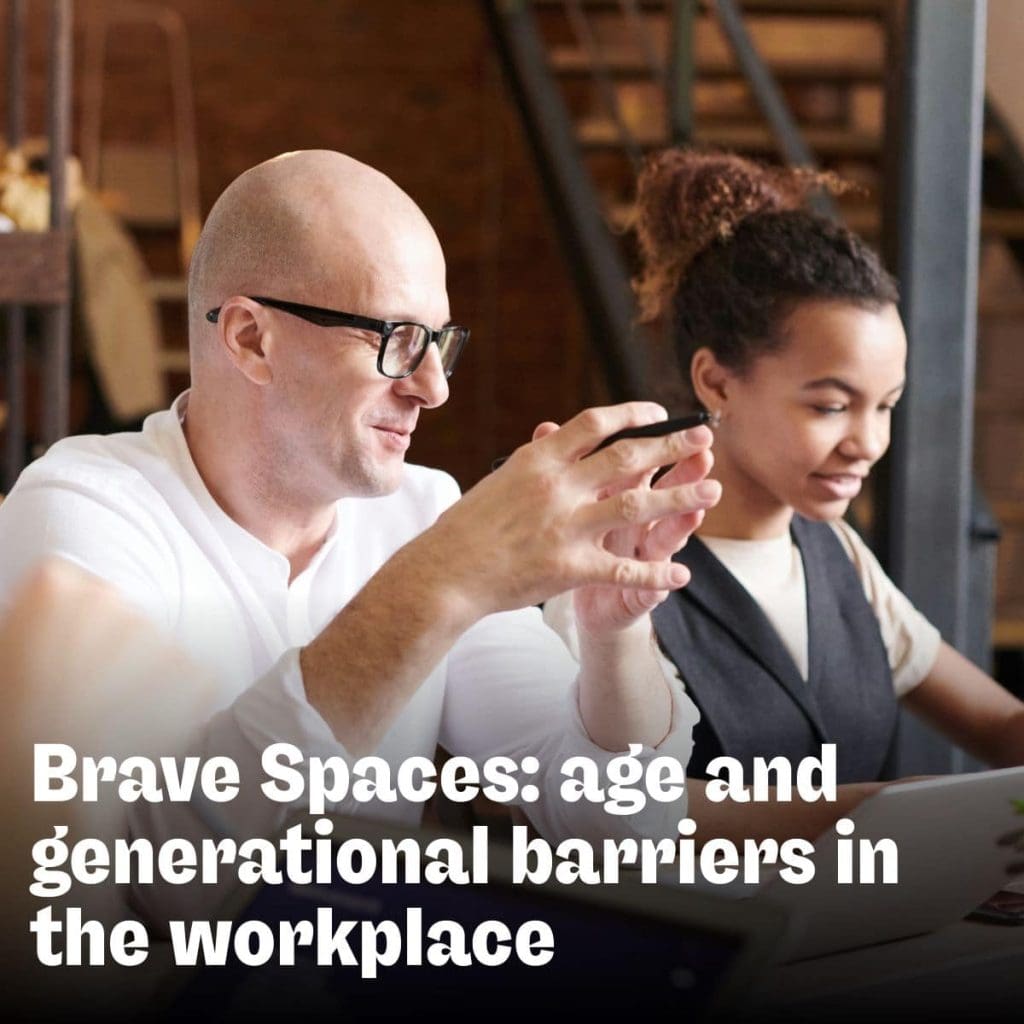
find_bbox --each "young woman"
[624,150,1024,835]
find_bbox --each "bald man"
[0,151,717,924]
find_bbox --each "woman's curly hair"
[628,149,899,384]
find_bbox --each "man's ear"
[217,297,273,386]
[691,347,732,412]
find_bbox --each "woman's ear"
[691,347,731,414]
[216,297,273,386]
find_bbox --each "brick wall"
[5,0,596,489]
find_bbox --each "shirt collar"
[152,391,343,584]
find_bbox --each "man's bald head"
[182,150,454,513]
[187,151,444,357]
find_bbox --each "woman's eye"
[812,405,847,415]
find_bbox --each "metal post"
[667,0,696,145]
[881,0,987,775]
[41,0,72,448]
[4,0,27,489]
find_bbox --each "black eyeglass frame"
[205,295,469,380]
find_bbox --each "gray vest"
[651,517,899,783]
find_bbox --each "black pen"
[491,411,711,472]
[586,411,711,455]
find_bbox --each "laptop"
[753,766,1024,961]
[164,814,788,1020]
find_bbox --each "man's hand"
[558,421,716,637]
[304,402,717,756]
[424,403,719,620]
[520,406,716,752]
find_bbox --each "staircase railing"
[481,0,647,399]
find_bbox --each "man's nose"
[392,343,449,409]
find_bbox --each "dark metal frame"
[565,0,643,170]
[712,0,816,168]
[711,0,836,218]
[480,0,647,400]
[880,0,990,774]
[667,0,697,145]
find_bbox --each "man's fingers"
[638,477,720,561]
[582,551,692,591]
[578,478,720,534]
[544,402,670,461]
[532,421,560,443]
[625,588,671,615]
[642,509,706,562]
[653,445,714,489]
[577,424,714,490]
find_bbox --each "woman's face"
[707,299,907,524]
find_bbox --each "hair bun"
[630,149,850,322]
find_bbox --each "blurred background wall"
[1,0,596,490]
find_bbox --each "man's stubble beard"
[329,437,404,501]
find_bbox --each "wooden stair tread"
[578,117,882,155]
[843,205,1024,240]
[578,118,1002,159]
[977,209,1024,238]
[532,0,886,15]
[550,45,883,82]
[977,299,1024,319]
[992,501,1024,529]
[604,198,1024,249]
[605,198,1024,241]
[993,615,1024,648]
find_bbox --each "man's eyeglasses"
[205,296,470,380]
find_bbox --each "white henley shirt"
[0,393,700,903]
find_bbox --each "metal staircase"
[484,0,1021,773]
